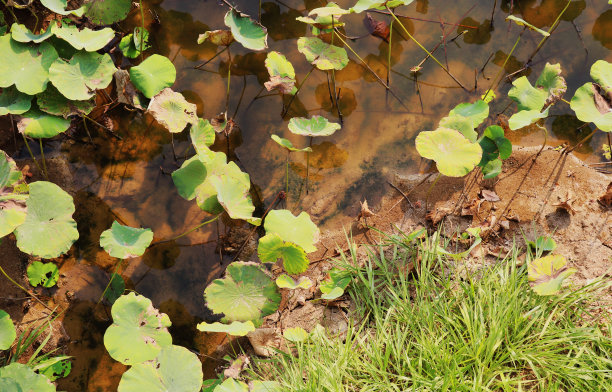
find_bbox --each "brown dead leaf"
[114,69,144,109]
[480,189,500,202]
[553,190,576,215]
[363,13,390,42]
[223,354,250,379]
[593,84,612,115]
[357,199,375,220]
[599,182,612,207]
[461,198,482,217]
[426,207,451,225]
[198,30,234,46]
[264,75,296,94]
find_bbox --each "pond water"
[47,0,612,390]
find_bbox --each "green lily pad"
[506,15,550,37]
[528,255,576,296]
[415,128,483,177]
[224,9,268,51]
[14,181,79,258]
[197,29,234,46]
[36,85,95,118]
[264,209,319,253]
[117,345,203,392]
[509,76,548,111]
[283,326,309,342]
[288,115,341,137]
[40,0,85,16]
[0,86,32,115]
[297,37,348,71]
[129,55,176,99]
[0,35,58,95]
[591,60,612,93]
[0,363,55,392]
[0,203,26,238]
[196,320,255,336]
[27,261,59,288]
[51,22,114,51]
[104,292,172,365]
[570,83,612,132]
[271,135,312,152]
[204,261,280,323]
[17,109,71,138]
[320,268,351,300]
[275,274,312,290]
[214,378,248,392]
[49,51,117,100]
[37,357,72,381]
[190,119,215,156]
[210,175,261,226]
[147,88,198,133]
[10,23,53,43]
[119,28,150,59]
[103,273,125,305]
[265,51,296,94]
[508,108,549,130]
[296,3,348,32]
[258,233,310,275]
[83,0,132,25]
[0,310,16,350]
[350,0,414,13]
[439,115,477,142]
[448,100,489,128]
[478,125,512,179]
[100,221,154,259]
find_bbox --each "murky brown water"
[48,0,612,390]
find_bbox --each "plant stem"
[139,0,145,62]
[286,150,290,195]
[0,265,54,312]
[0,0,18,23]
[226,46,232,114]
[565,128,599,154]
[387,18,394,106]
[194,46,229,70]
[483,30,523,101]
[282,64,315,118]
[21,133,45,180]
[425,173,441,211]
[97,260,123,304]
[39,139,48,179]
[526,0,572,65]
[150,214,222,246]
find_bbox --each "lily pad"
[117,345,203,392]
[49,51,117,100]
[204,261,280,322]
[506,15,550,37]
[11,23,53,43]
[264,209,319,253]
[129,55,177,99]
[0,310,16,350]
[147,88,198,133]
[14,181,79,258]
[224,9,268,51]
[265,51,296,94]
[448,100,489,128]
[83,0,132,25]
[297,37,348,70]
[214,378,248,392]
[350,0,414,13]
[27,261,59,288]
[283,326,309,342]
[0,363,55,392]
[196,320,255,336]
[104,292,172,365]
[17,109,72,138]
[509,77,548,112]
[40,0,84,16]
[0,86,32,115]
[296,3,348,32]
[37,85,95,118]
[190,119,216,156]
[197,29,234,46]
[288,115,341,137]
[100,221,154,259]
[210,175,261,226]
[528,255,576,296]
[415,127,483,177]
[535,62,567,100]
[275,274,312,290]
[570,83,612,132]
[271,135,312,152]
[52,22,115,51]
[258,233,310,274]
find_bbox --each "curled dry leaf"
[247,328,282,357]
[480,189,500,202]
[197,29,234,46]
[264,75,296,94]
[223,354,250,379]
[593,84,612,115]
[426,206,452,225]
[553,190,576,215]
[357,199,375,220]
[363,13,390,42]
[461,198,483,217]
[599,182,612,207]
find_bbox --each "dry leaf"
[357,199,375,220]
[599,182,612,207]
[480,189,500,202]
[264,75,295,94]
[363,13,390,42]
[426,207,451,225]
[553,190,576,215]
[223,354,250,379]
[461,198,482,216]
[593,84,612,115]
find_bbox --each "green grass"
[257,232,612,391]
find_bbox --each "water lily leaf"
[0,86,31,115]
[129,54,176,99]
[528,255,576,296]
[439,115,477,142]
[10,23,53,43]
[148,88,198,133]
[275,274,312,290]
[297,3,348,29]
[51,22,115,51]
[535,62,567,100]
[224,9,268,51]
[117,345,203,392]
[271,135,312,152]
[104,292,172,365]
[119,28,150,59]
[508,108,549,130]
[197,29,234,46]
[104,273,125,305]
[283,326,309,342]
[214,378,248,392]
[570,83,612,132]
[0,310,16,350]
[210,175,261,226]
[591,60,612,93]
[297,37,348,70]
[264,209,319,253]
[83,0,132,25]
[190,119,215,155]
[37,85,95,118]
[49,51,116,101]
[288,115,341,137]
[508,76,548,111]
[415,128,483,177]
[100,221,154,259]
[17,109,71,138]
[448,100,489,128]
[258,233,309,274]
[265,51,296,94]
[350,0,414,13]
[0,35,58,95]
[204,261,280,323]
[27,261,59,288]
[320,268,351,300]
[40,0,84,16]
[14,181,79,258]
[0,363,55,392]
[37,357,72,381]
[196,320,255,336]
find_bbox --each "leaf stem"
[226,46,232,115]
[0,265,54,313]
[194,46,229,70]
[97,261,123,304]
[0,0,18,23]
[526,0,572,65]
[282,64,315,118]
[39,139,48,179]
[139,0,145,62]
[150,214,222,246]
[21,133,45,180]
[483,30,523,101]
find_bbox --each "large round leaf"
[204,262,280,322]
[271,135,312,152]
[528,255,576,296]
[570,83,612,132]
[17,109,71,138]
[264,209,319,253]
[51,22,115,51]
[49,51,117,101]
[210,175,261,226]
[37,85,95,118]
[147,88,197,133]
[104,292,172,365]
[258,233,309,274]
[224,9,268,51]
[297,37,348,71]
[0,310,16,350]
[83,0,132,25]
[0,86,32,115]
[129,55,176,99]
[0,35,58,95]
[11,23,53,43]
[14,181,79,258]
[448,100,489,128]
[0,363,55,392]
[27,261,59,288]
[288,115,341,137]
[99,221,154,259]
[415,127,483,177]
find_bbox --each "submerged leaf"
[196,321,255,336]
[147,88,198,133]
[49,51,117,101]
[129,54,176,99]
[99,221,154,259]
[288,115,341,137]
[297,37,348,70]
[415,128,482,177]
[224,9,268,51]
[528,255,576,296]
[27,261,59,288]
[264,209,319,253]
[258,233,309,274]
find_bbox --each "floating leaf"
[288,115,341,137]
[275,274,312,290]
[51,22,115,51]
[0,363,55,392]
[83,0,132,25]
[214,378,248,392]
[104,292,172,365]
[117,345,203,392]
[258,234,310,274]
[210,175,261,225]
[509,77,549,112]
[100,221,154,259]
[196,320,255,336]
[49,51,116,101]
[297,37,348,70]
[14,181,79,258]
[448,100,489,128]
[439,115,477,142]
[37,85,95,118]
[271,135,312,152]
[40,0,84,16]
[506,15,550,37]
[190,118,216,155]
[0,150,22,190]
[264,209,319,253]
[570,83,612,132]
[0,310,16,350]
[296,3,348,31]
[224,9,268,51]
[320,268,351,300]
[147,88,198,133]
[283,326,309,342]
[415,128,482,177]
[265,51,296,94]
[204,262,280,323]
[350,0,414,13]
[10,23,53,43]
[129,55,176,99]
[104,273,125,305]
[27,261,59,288]
[0,86,31,115]
[17,109,71,138]
[197,29,234,46]
[528,255,576,296]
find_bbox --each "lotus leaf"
[129,55,176,98]
[10,23,53,43]
[196,320,255,336]
[17,109,71,138]
[296,3,348,30]
[38,357,72,381]
[528,255,576,296]
[0,310,16,350]
[438,115,477,142]
[271,135,312,152]
[104,292,172,365]
[0,35,58,95]
[508,108,549,130]
[448,100,489,128]
[482,125,512,160]
[570,83,612,132]
[148,88,198,133]
[197,29,234,46]
[535,63,567,100]
[276,274,312,290]
[49,51,116,100]
[309,3,350,18]
[415,128,482,177]
[210,175,261,225]
[478,125,512,179]
[224,9,268,51]
[508,77,548,111]
[51,22,114,51]
[351,0,414,13]
[591,60,612,93]
[40,0,84,16]
[100,221,154,259]
[204,261,280,322]
[288,115,341,137]
[258,233,309,274]
[320,269,351,300]
[0,203,26,238]
[27,261,59,288]
[104,273,125,304]
[14,181,79,258]
[265,51,296,94]
[214,378,248,392]
[202,378,224,392]
[117,345,203,392]
[297,37,348,70]
[119,28,150,59]
[0,86,31,115]
[36,85,95,118]
[250,381,282,392]
[190,119,216,155]
[506,15,550,37]
[284,326,309,342]
[264,209,319,253]
[83,0,132,25]
[0,151,22,190]
[0,363,56,392]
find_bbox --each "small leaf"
[415,128,483,177]
[297,37,349,71]
[527,236,557,252]
[508,76,549,112]
[37,357,72,381]
[100,221,153,259]
[258,234,309,275]
[506,15,550,37]
[275,274,312,290]
[528,255,576,296]
[224,9,268,51]
[320,268,351,300]
[83,0,132,26]
[119,28,151,59]
[535,63,567,101]
[27,261,59,288]
[148,88,198,133]
[264,209,319,253]
[190,119,216,155]
[508,108,549,130]
[0,310,16,350]
[283,327,309,342]
[350,0,414,13]
[197,29,234,46]
[271,135,312,152]
[130,55,177,99]
[288,115,341,137]
[265,51,296,94]
[196,321,255,336]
